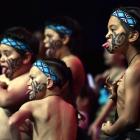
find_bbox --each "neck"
[126,46,140,66]
[59,46,71,59]
[45,87,61,97]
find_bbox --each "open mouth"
[102,42,110,49]
[1,66,8,74]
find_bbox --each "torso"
[116,73,125,116]
[31,96,77,140]
[116,58,140,128]
[62,54,85,98]
[0,73,32,140]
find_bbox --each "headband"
[47,25,72,36]
[112,9,137,27]
[0,38,32,52]
[33,59,59,82]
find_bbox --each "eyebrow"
[109,25,117,28]
[29,75,35,79]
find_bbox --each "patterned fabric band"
[112,9,137,27]
[47,25,72,36]
[33,59,59,82]
[0,38,32,52]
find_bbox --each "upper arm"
[0,75,29,107]
[9,103,32,127]
[63,57,85,82]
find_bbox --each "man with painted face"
[9,58,77,140]
[43,16,85,101]
[0,27,39,140]
[101,7,140,140]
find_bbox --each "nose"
[27,77,32,87]
[105,31,112,39]
[43,36,48,44]
[0,54,6,63]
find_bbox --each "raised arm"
[0,74,29,107]
[88,99,115,140]
[9,103,32,127]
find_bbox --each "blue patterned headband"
[112,9,137,27]
[33,59,59,82]
[47,25,72,36]
[0,38,32,52]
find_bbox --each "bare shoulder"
[12,72,29,82]
[20,100,36,111]
[62,54,83,69]
[0,74,10,83]
[62,54,85,78]
[125,61,140,84]
[8,72,29,89]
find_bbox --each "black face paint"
[107,32,127,53]
[45,39,63,58]
[28,80,46,100]
[112,32,126,46]
[5,57,23,79]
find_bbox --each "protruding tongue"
[2,67,7,74]
[102,42,109,48]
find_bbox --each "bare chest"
[116,76,125,115]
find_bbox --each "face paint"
[5,57,23,79]
[112,32,126,46]
[28,79,46,100]
[107,32,127,53]
[45,39,63,58]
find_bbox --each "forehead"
[30,66,46,77]
[44,28,59,36]
[0,44,16,52]
[108,16,122,27]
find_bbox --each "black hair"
[44,58,71,87]
[119,7,140,31]
[0,27,39,63]
[44,58,75,106]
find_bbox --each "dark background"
[0,0,140,77]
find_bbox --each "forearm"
[9,110,31,127]
[95,99,115,127]
[105,115,135,136]
[0,88,10,107]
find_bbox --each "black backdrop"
[0,0,140,76]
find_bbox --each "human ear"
[23,52,32,64]
[46,76,54,89]
[62,35,70,45]
[128,30,139,42]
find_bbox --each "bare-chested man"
[43,16,85,100]
[101,7,140,140]
[0,27,39,140]
[9,58,77,140]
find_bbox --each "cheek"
[112,32,127,46]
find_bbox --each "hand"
[0,81,8,89]
[101,121,112,135]
[88,123,100,140]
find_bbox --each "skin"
[9,66,77,140]
[44,28,85,98]
[101,16,140,136]
[105,16,129,54]
[88,50,125,140]
[0,44,31,107]
[0,43,33,140]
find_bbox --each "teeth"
[102,42,109,48]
